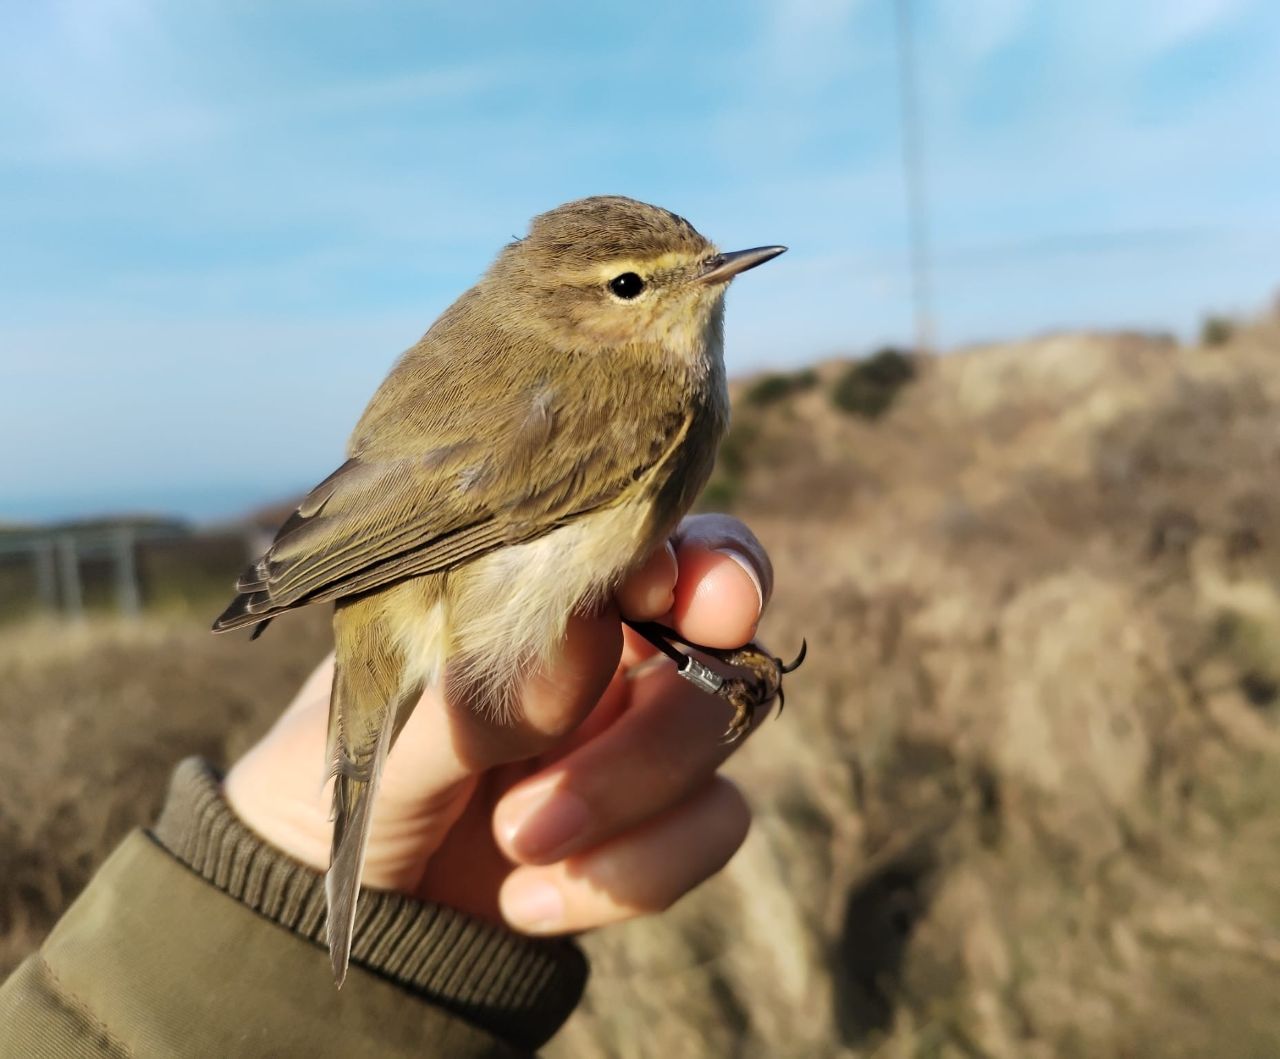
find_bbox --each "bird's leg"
[625,621,807,742]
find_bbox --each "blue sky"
[2,0,1278,521]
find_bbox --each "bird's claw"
[781,639,808,674]
[719,678,759,743]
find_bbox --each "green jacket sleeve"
[0,759,587,1058]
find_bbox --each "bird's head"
[486,196,785,357]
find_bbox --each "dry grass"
[0,610,330,973]
[4,322,1280,1056]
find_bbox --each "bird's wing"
[213,364,690,632]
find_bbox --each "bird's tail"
[324,598,422,986]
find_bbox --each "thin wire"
[893,0,935,352]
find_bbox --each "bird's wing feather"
[213,331,688,632]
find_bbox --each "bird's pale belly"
[383,494,664,721]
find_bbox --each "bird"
[212,195,802,985]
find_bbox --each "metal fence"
[0,520,236,619]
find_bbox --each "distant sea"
[0,481,308,527]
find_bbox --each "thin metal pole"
[55,533,83,620]
[893,0,935,352]
[114,527,141,617]
[33,540,57,611]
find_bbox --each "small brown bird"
[213,196,801,984]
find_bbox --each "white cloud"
[0,0,223,164]
[1142,0,1247,53]
[763,0,866,89]
[49,0,158,61]
[937,0,1031,61]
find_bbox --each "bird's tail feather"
[324,604,421,986]
[324,699,392,987]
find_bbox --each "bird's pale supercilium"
[213,196,800,984]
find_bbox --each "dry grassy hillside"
[3,322,1279,1057]
[557,322,1280,1058]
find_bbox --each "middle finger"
[492,659,749,866]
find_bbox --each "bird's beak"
[696,245,788,285]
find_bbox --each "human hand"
[223,513,773,935]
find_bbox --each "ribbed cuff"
[149,757,587,1051]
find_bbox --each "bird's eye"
[608,272,646,300]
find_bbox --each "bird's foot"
[625,622,807,742]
